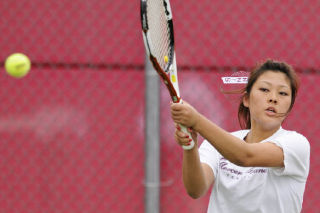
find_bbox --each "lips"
[266,107,277,115]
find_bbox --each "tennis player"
[170,59,310,213]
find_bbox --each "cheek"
[282,93,292,106]
[246,99,261,116]
[284,98,292,111]
[248,92,263,108]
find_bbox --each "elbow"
[228,144,256,167]
[229,152,253,167]
[186,190,203,199]
[234,158,251,167]
[184,184,208,199]
[229,158,246,167]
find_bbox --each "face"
[243,71,292,131]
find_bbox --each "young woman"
[170,59,310,213]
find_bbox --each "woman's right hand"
[174,124,198,148]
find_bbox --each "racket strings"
[147,0,173,72]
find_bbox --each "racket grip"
[179,124,195,150]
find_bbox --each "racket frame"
[140,0,194,150]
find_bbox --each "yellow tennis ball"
[164,55,168,63]
[5,53,31,78]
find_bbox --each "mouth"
[265,107,277,115]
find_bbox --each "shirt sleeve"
[199,140,220,177]
[269,131,310,181]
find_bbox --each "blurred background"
[0,0,319,212]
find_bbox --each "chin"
[253,117,282,131]
[264,124,281,131]
[260,120,282,131]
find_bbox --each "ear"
[242,93,249,108]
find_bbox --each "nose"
[268,92,278,104]
[269,99,277,104]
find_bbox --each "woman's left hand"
[170,100,200,128]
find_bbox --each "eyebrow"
[259,80,290,89]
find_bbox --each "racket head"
[141,0,179,102]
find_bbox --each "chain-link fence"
[0,0,319,212]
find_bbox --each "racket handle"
[179,124,195,150]
[176,99,194,150]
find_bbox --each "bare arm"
[194,114,284,167]
[175,127,214,198]
[171,102,284,167]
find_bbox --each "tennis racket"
[140,0,194,150]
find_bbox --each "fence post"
[144,56,160,213]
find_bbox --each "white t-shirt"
[199,127,310,213]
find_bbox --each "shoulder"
[277,128,310,147]
[270,128,310,179]
[269,128,310,163]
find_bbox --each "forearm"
[182,148,211,198]
[193,114,249,166]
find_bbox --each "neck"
[245,124,280,143]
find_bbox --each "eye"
[259,88,269,92]
[279,91,289,96]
